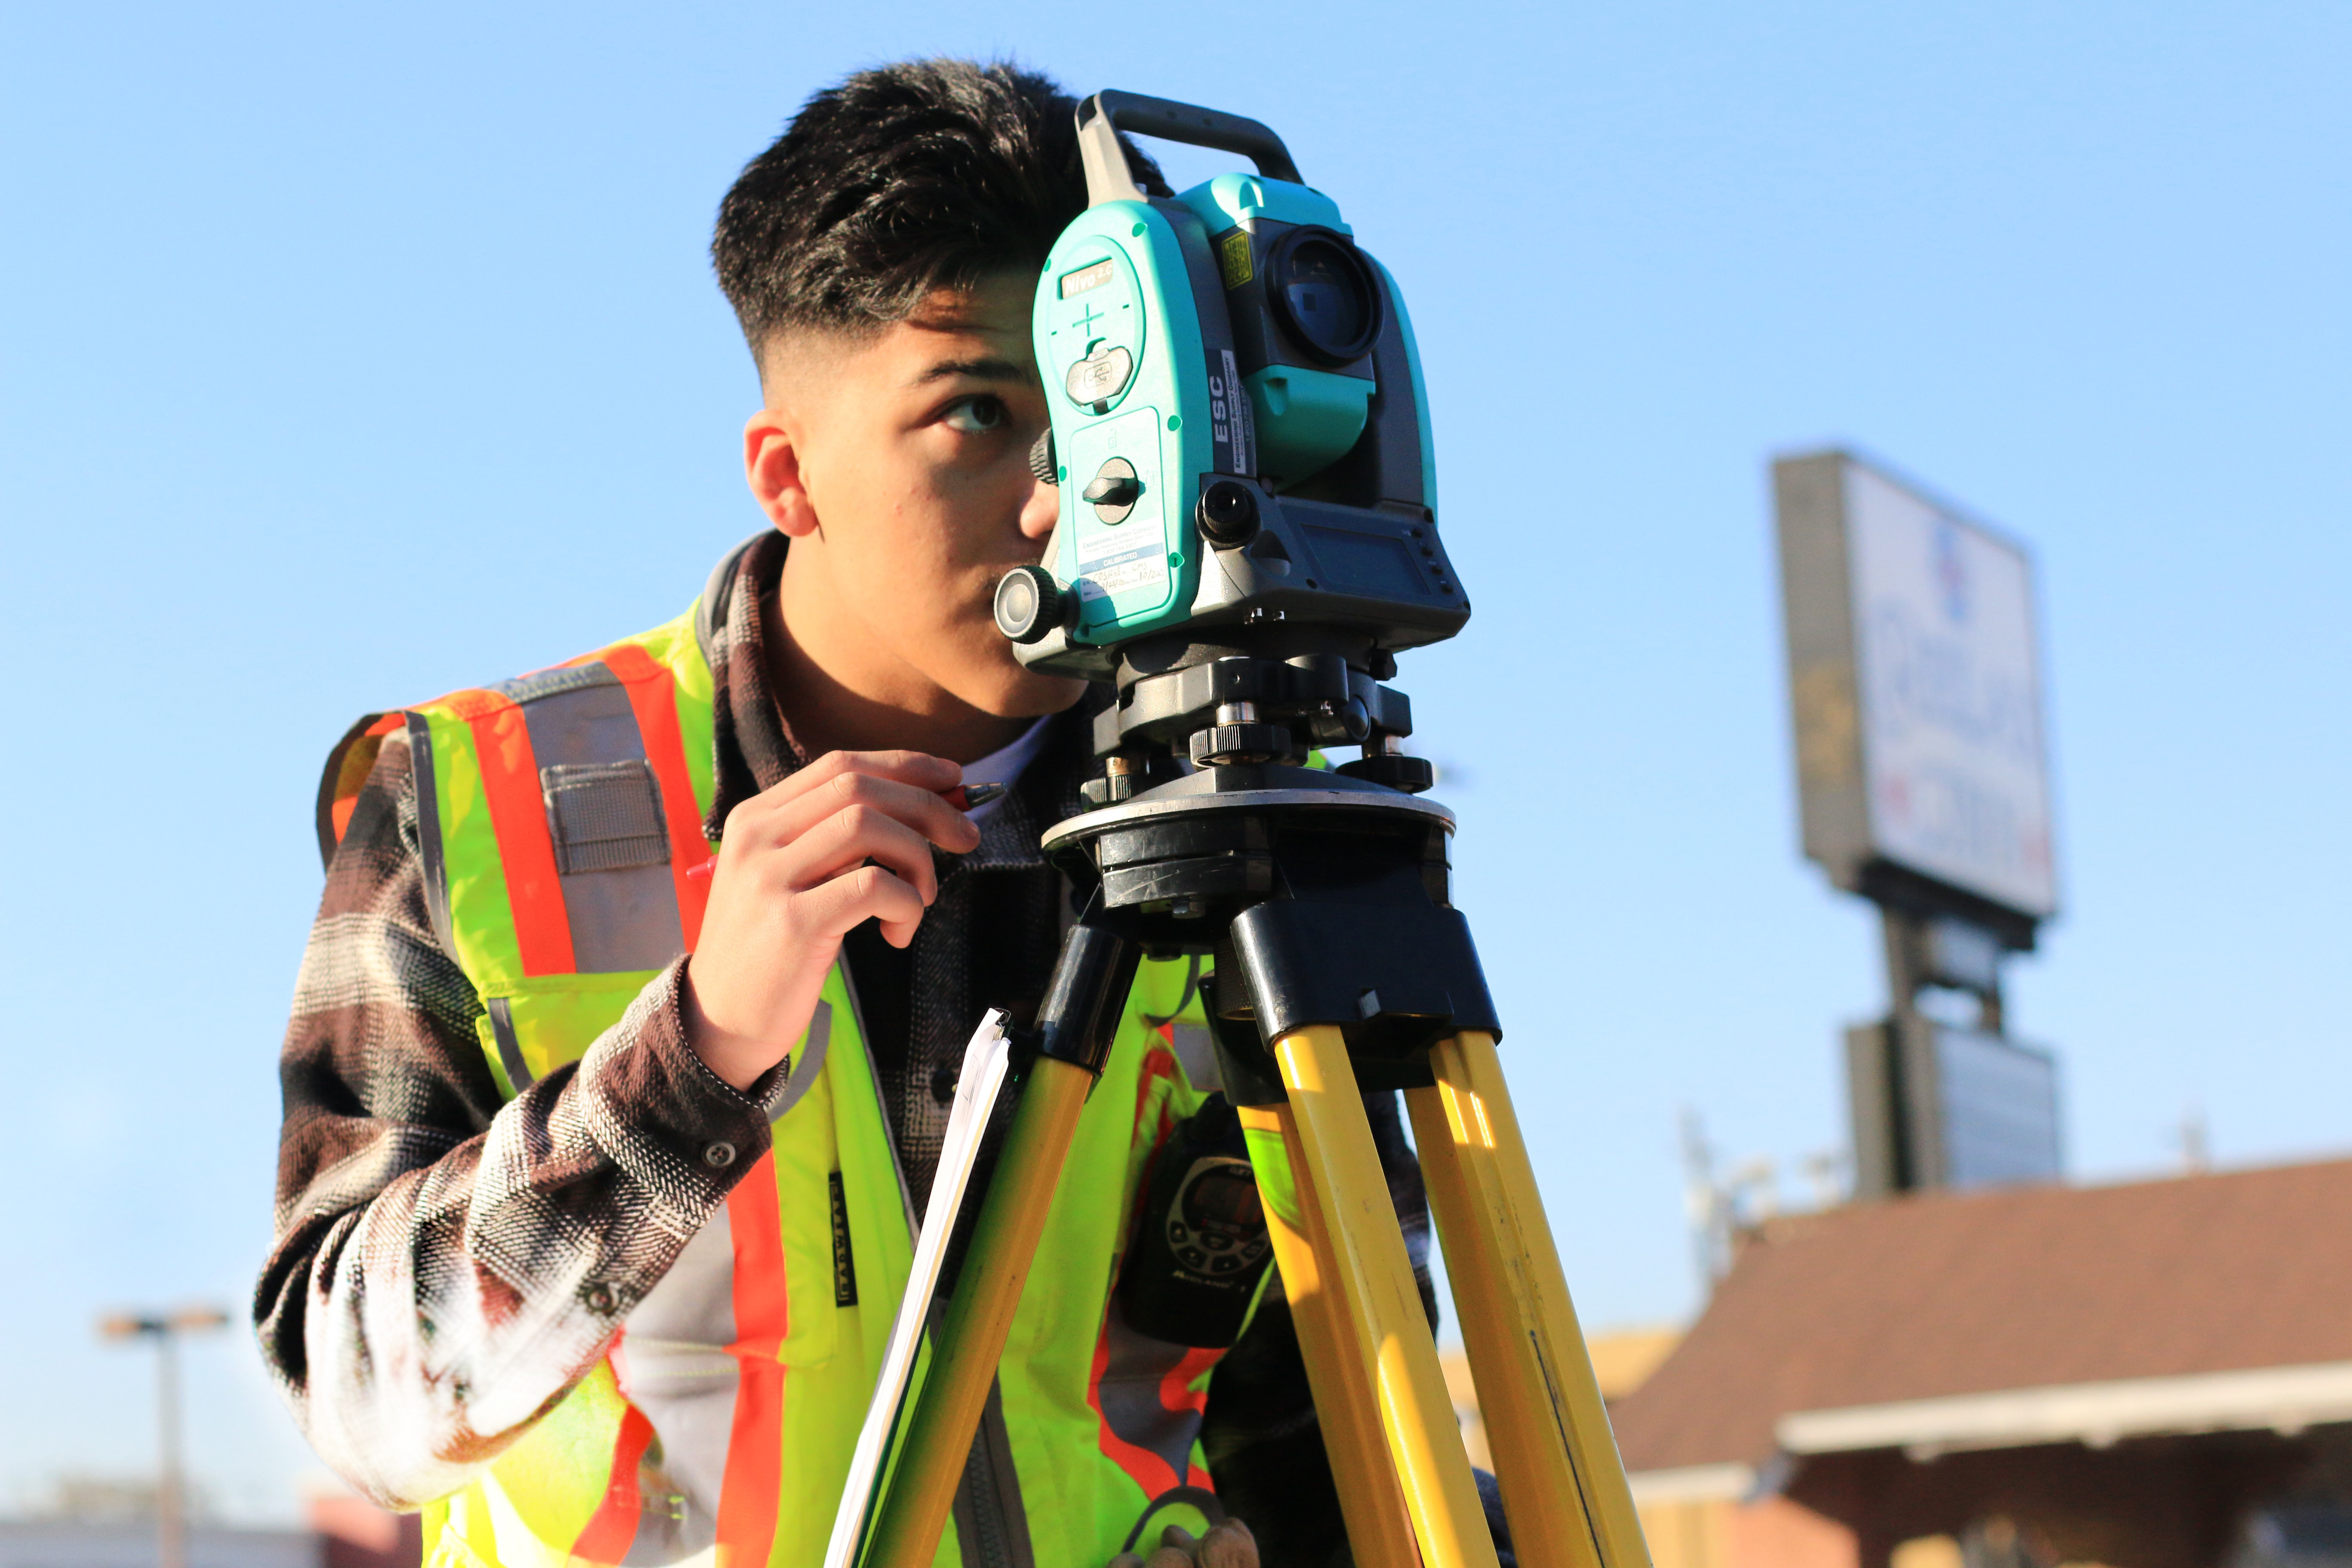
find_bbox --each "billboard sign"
[1932,1026,2063,1189]
[1847,1020,2065,1197]
[1775,451,2059,928]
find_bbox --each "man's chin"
[941,635,1090,720]
[988,669,1089,719]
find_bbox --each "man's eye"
[943,396,1007,435]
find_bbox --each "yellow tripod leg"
[864,1056,1095,1568]
[1275,1025,1501,1568]
[1409,1032,1652,1568]
[1238,1102,1420,1568]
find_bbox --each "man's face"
[750,270,1083,726]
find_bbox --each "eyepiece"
[1197,480,1261,546]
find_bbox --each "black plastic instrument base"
[1038,764,1499,1102]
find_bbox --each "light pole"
[98,1306,228,1568]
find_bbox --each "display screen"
[1302,526,1422,597]
[1059,259,1115,298]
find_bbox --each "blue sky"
[3,0,2345,1523]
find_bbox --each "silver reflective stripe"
[767,1001,832,1123]
[404,714,459,962]
[839,964,920,1236]
[486,996,532,1092]
[500,662,686,974]
[614,1201,741,1562]
[1167,1025,1221,1094]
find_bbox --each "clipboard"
[823,1008,1014,1568]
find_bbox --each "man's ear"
[744,405,821,539]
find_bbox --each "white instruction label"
[1215,349,1254,476]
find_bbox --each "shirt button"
[703,1141,737,1170]
[583,1283,616,1314]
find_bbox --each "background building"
[1607,1158,2352,1567]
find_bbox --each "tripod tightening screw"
[1190,721,1292,767]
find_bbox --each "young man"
[260,59,1436,1568]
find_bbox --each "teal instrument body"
[1033,199,1216,640]
[1009,90,1464,668]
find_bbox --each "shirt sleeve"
[254,727,780,1509]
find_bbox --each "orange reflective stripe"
[326,712,409,846]
[718,1156,789,1563]
[598,642,715,949]
[1088,1322,1225,1499]
[571,1396,655,1561]
[1091,1041,1222,1495]
[1087,1327,1168,1497]
[456,692,576,976]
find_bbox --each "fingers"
[1107,1517,1256,1568]
[1195,1520,1257,1568]
[799,861,928,949]
[774,750,971,824]
[729,752,983,859]
[772,749,963,800]
[783,801,946,908]
[1144,1525,1198,1568]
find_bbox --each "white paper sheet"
[822,1008,1015,1568]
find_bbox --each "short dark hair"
[713,58,1164,359]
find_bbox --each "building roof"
[1610,1156,2352,1476]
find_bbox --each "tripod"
[860,649,1653,1568]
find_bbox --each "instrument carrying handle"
[1078,89,1304,206]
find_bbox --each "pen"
[686,781,1004,881]
[938,781,1007,813]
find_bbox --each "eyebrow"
[912,355,1028,387]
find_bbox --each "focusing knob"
[1197,479,1260,545]
[993,565,1066,644]
[1028,428,1058,486]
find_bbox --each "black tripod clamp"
[1008,891,1147,1084]
[1032,764,1504,1109]
[1208,881,1501,1107]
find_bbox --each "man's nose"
[1017,472,1059,542]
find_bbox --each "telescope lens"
[1267,228,1383,366]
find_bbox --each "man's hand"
[683,750,980,1091]
[1110,1519,1257,1568]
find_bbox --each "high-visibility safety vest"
[319,590,1246,1568]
